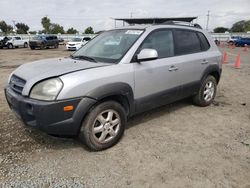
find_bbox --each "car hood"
[11,57,111,96]
[67,42,82,45]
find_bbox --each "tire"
[193,76,217,107]
[30,46,35,50]
[7,43,14,49]
[54,43,59,48]
[24,42,28,48]
[79,101,126,151]
[40,43,45,50]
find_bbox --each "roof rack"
[159,21,202,29]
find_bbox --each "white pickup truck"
[6,36,29,49]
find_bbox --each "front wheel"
[7,43,14,49]
[40,43,45,49]
[79,101,126,151]
[193,76,217,107]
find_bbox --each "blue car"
[234,37,250,47]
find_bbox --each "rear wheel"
[24,42,28,48]
[79,101,126,151]
[193,76,217,107]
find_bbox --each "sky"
[0,0,249,33]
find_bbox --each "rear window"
[174,30,201,55]
[197,32,210,51]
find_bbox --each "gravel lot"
[0,46,250,187]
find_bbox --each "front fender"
[86,82,135,114]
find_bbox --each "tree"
[84,26,94,34]
[67,27,78,34]
[213,27,229,33]
[41,16,51,33]
[29,31,37,34]
[15,22,29,34]
[0,20,13,34]
[231,20,250,32]
[50,23,65,34]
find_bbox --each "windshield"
[32,36,45,40]
[72,29,144,63]
[71,38,82,42]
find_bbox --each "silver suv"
[5,23,222,151]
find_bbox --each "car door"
[14,37,22,46]
[172,29,211,97]
[133,29,182,112]
[45,36,51,46]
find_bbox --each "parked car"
[227,36,241,45]
[5,23,222,151]
[3,36,29,49]
[29,35,59,50]
[66,36,92,50]
[214,39,220,46]
[0,36,10,49]
[234,37,250,47]
[58,37,64,45]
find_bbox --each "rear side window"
[140,30,174,58]
[197,32,210,51]
[174,30,201,55]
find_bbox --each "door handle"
[168,65,178,71]
[201,60,209,65]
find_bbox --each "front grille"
[29,42,38,46]
[9,75,26,94]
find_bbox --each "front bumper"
[66,44,81,50]
[29,42,42,47]
[5,86,96,136]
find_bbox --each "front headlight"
[30,78,63,101]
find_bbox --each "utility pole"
[12,20,16,33]
[206,10,210,31]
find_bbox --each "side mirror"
[137,48,158,62]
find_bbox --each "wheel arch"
[201,65,221,84]
[86,82,135,116]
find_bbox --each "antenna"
[12,20,16,33]
[206,10,210,30]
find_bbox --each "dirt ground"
[0,46,249,187]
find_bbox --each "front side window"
[72,29,144,63]
[83,37,91,41]
[174,30,201,55]
[140,30,174,58]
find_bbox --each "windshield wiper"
[70,55,97,63]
